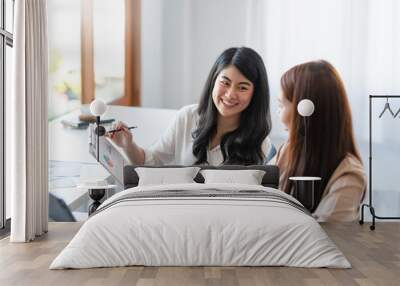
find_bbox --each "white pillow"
[135,167,201,186]
[200,169,266,185]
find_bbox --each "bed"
[50,133,350,269]
[49,164,350,269]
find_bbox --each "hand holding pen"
[107,126,137,134]
[106,121,137,148]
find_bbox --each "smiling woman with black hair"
[108,47,273,166]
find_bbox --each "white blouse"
[144,104,272,166]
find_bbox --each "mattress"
[50,183,350,269]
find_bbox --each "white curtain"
[245,0,400,145]
[9,0,48,242]
[244,0,400,210]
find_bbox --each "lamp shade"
[297,99,315,117]
[90,99,107,117]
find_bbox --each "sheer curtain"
[9,0,48,242]
[244,0,400,216]
[245,0,400,145]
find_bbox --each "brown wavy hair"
[279,60,361,206]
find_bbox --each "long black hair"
[192,47,271,165]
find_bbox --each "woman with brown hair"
[275,60,366,222]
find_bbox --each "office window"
[48,0,81,120]
[49,0,140,115]
[93,0,125,104]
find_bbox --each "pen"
[107,126,138,134]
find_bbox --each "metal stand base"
[359,203,400,231]
[88,188,106,216]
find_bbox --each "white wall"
[141,0,163,107]
[141,0,253,109]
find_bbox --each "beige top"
[274,144,366,222]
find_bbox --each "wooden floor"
[0,222,399,286]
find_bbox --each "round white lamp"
[90,98,107,117]
[297,99,315,117]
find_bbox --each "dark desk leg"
[88,188,106,215]
[292,181,316,212]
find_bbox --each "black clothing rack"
[360,95,400,230]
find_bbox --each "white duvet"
[50,183,350,269]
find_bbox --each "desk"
[48,106,178,219]
[49,106,178,163]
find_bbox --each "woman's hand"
[106,121,145,165]
[106,121,134,149]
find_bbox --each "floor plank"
[0,222,399,286]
